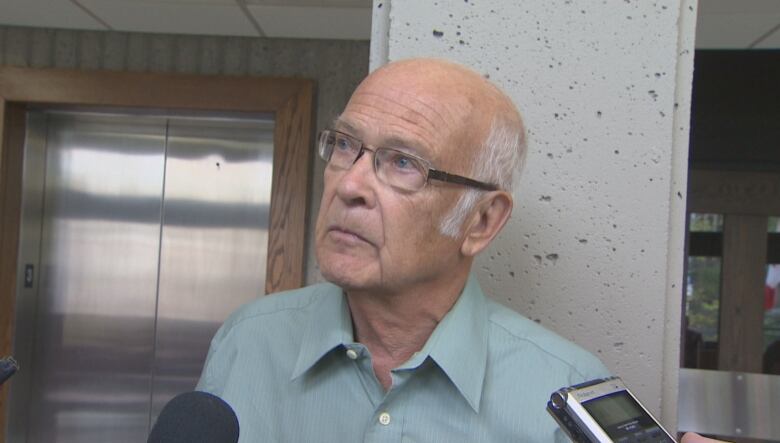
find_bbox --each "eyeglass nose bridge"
[351,144,375,165]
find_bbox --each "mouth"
[327,225,372,245]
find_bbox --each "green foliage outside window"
[687,256,720,342]
[686,214,723,343]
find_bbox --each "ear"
[460,191,513,257]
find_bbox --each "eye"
[375,149,427,190]
[393,155,412,169]
[385,151,422,173]
[334,134,352,151]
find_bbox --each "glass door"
[679,170,780,443]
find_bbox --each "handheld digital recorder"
[547,376,676,443]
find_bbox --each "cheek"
[382,199,440,250]
[320,170,339,201]
[315,175,339,226]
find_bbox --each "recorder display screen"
[582,391,673,442]
[583,391,642,428]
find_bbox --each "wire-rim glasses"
[318,129,498,193]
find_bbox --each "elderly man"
[197,58,609,442]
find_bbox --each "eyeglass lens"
[320,130,429,191]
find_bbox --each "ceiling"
[696,0,780,48]
[0,0,373,40]
[0,0,778,47]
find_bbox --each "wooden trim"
[266,85,314,293]
[0,66,306,112]
[0,67,314,440]
[0,102,26,443]
[688,170,780,216]
[718,214,768,372]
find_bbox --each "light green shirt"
[196,275,609,442]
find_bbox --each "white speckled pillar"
[371,0,698,431]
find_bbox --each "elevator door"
[7,110,274,443]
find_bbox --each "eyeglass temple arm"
[428,170,499,191]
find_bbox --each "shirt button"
[346,349,358,360]
[378,412,391,425]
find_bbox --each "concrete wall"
[371,0,698,430]
[0,25,369,285]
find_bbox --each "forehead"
[338,79,474,160]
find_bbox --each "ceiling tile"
[754,25,780,48]
[137,0,236,4]
[282,0,324,5]
[698,0,780,15]
[295,0,328,5]
[242,0,371,7]
[0,0,106,30]
[242,0,322,5]
[323,0,372,7]
[246,5,371,40]
[77,0,258,36]
[696,13,780,48]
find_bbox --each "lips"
[327,224,373,245]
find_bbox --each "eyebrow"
[332,115,357,134]
[331,116,428,158]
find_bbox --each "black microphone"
[0,356,18,386]
[147,391,239,443]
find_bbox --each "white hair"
[439,116,526,237]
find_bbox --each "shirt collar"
[291,283,353,381]
[404,273,489,413]
[290,275,490,413]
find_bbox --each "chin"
[320,262,382,293]
[321,269,368,291]
[316,240,381,286]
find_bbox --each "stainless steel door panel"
[27,112,166,443]
[6,112,48,443]
[679,368,780,441]
[151,116,274,421]
[9,110,274,443]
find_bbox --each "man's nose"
[334,147,377,207]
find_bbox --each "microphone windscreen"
[0,356,18,385]
[147,391,239,443]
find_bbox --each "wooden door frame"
[685,169,780,443]
[0,66,314,438]
[687,169,780,371]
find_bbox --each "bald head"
[343,58,526,237]
[353,58,524,170]
[366,58,517,115]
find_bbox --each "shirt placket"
[344,344,416,443]
[364,370,417,443]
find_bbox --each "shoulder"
[484,298,608,381]
[216,282,339,338]
[475,296,610,441]
[197,283,340,395]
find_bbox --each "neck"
[345,269,470,390]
